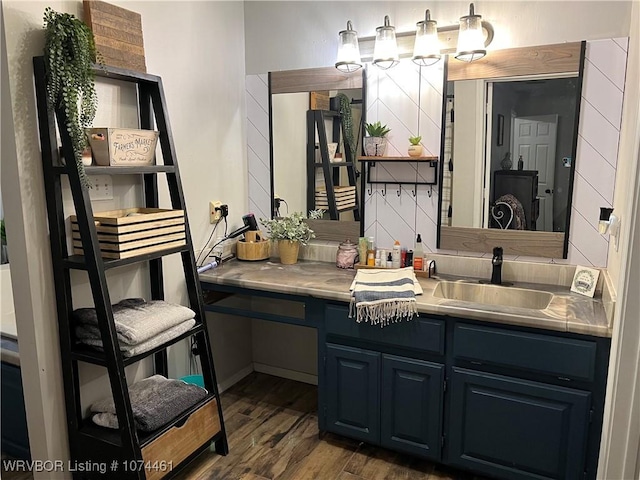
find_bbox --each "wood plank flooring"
[1,373,489,480]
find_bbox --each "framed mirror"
[437,42,585,258]
[269,67,366,241]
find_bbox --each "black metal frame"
[307,110,361,221]
[33,56,228,479]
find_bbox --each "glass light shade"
[373,15,399,70]
[455,3,486,62]
[412,10,441,67]
[336,21,362,73]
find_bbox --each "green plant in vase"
[364,121,391,157]
[260,210,323,264]
[408,135,423,157]
[43,7,99,187]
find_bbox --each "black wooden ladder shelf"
[33,56,228,479]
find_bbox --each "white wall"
[244,1,631,74]
[1,0,247,474]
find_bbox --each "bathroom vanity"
[200,260,611,480]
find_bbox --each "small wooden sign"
[83,0,147,72]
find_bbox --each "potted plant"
[334,93,358,159]
[408,135,423,157]
[364,121,391,157]
[260,210,323,264]
[43,7,99,187]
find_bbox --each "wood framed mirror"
[269,66,366,242]
[437,42,585,258]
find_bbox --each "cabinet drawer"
[141,398,221,480]
[454,323,597,381]
[326,305,444,355]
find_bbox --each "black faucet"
[491,247,503,285]
[428,260,437,278]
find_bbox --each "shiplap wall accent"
[246,38,628,267]
[246,74,271,222]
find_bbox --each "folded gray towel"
[73,298,195,345]
[91,374,208,432]
[77,319,196,357]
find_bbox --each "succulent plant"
[365,121,391,138]
[409,135,422,145]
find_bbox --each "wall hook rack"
[367,185,373,196]
[382,184,386,196]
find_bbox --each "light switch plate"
[87,175,113,200]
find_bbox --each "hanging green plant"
[334,93,357,159]
[43,7,99,187]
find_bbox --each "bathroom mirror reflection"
[269,67,366,241]
[441,76,579,232]
[437,42,584,258]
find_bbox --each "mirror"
[437,42,584,258]
[269,67,365,241]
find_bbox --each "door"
[381,354,444,460]
[512,115,558,231]
[447,368,591,480]
[326,344,380,443]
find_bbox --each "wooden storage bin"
[86,128,159,166]
[71,208,185,259]
[236,239,270,261]
[141,399,221,480]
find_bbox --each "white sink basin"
[433,281,553,310]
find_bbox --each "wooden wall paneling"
[440,226,565,258]
[447,42,582,81]
[270,67,362,94]
[83,0,147,72]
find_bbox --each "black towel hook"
[397,184,402,197]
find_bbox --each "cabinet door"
[448,367,591,480]
[381,354,443,460]
[326,343,380,443]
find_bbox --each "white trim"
[253,362,318,385]
[216,364,255,394]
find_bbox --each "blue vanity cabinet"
[381,354,444,460]
[326,343,381,444]
[447,367,591,480]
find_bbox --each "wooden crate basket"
[71,208,186,259]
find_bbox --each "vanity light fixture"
[373,15,399,70]
[412,9,441,66]
[455,3,487,62]
[335,21,362,73]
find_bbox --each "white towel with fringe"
[349,267,423,327]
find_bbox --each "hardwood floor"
[1,373,488,480]
[175,372,487,480]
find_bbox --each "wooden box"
[141,399,221,480]
[310,91,330,111]
[87,128,159,166]
[71,208,185,259]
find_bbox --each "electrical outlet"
[87,175,113,200]
[209,201,222,223]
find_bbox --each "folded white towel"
[349,267,422,327]
[73,299,195,346]
[78,319,196,357]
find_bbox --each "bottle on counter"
[406,250,413,267]
[413,234,424,271]
[386,252,393,268]
[401,248,407,268]
[518,155,524,170]
[392,241,401,268]
[375,249,381,267]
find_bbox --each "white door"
[512,115,558,231]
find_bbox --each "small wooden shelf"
[53,165,176,175]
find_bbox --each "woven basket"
[278,240,300,265]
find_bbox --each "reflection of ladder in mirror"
[306,110,360,221]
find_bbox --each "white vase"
[364,137,387,157]
[408,145,423,157]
